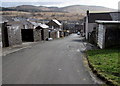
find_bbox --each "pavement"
[2,34,103,84]
[2,42,42,56]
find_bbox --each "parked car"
[77,32,80,35]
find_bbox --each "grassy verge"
[86,47,120,85]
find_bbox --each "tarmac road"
[3,34,99,84]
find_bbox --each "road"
[3,34,98,84]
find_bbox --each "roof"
[52,19,62,26]
[39,24,49,28]
[30,22,49,28]
[0,17,8,23]
[7,21,23,26]
[110,12,120,21]
[96,20,120,24]
[88,13,112,23]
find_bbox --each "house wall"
[33,29,41,41]
[50,31,57,39]
[97,23,120,49]
[85,16,88,39]
[86,22,97,40]
[64,32,69,37]
[42,28,49,40]
[105,24,120,47]
[57,31,60,38]
[1,22,9,47]
[7,26,22,46]
[0,23,2,47]
[97,24,105,49]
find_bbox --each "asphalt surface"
[3,34,98,84]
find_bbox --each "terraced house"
[83,11,120,48]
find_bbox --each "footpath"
[1,42,41,56]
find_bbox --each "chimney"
[87,10,89,16]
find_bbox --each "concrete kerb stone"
[82,42,118,86]
[86,55,118,86]
[2,42,41,56]
[81,41,105,85]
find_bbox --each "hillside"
[1,5,116,21]
[61,5,116,13]
[1,5,116,13]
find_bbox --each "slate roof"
[52,19,62,26]
[110,12,120,21]
[39,23,49,28]
[88,12,120,23]
[88,12,112,23]
[30,22,49,29]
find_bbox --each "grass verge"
[86,47,120,85]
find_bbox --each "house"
[48,29,57,39]
[37,23,49,40]
[1,21,23,47]
[96,20,120,49]
[84,11,120,41]
[47,19,63,38]
[21,22,49,42]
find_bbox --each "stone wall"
[0,23,2,47]
[50,31,57,39]
[41,28,49,40]
[33,29,41,42]
[7,25,22,46]
[1,22,9,47]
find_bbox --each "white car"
[77,32,80,35]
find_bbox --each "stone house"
[96,20,120,49]
[47,19,63,38]
[30,22,49,41]
[83,11,120,41]
[1,21,23,47]
[38,23,49,40]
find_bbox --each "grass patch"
[87,47,120,85]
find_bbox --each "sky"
[0,0,120,9]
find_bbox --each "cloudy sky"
[0,0,120,9]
